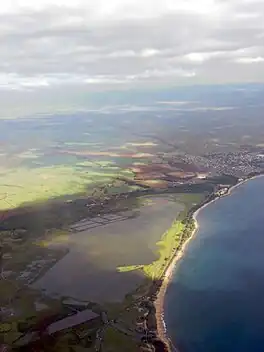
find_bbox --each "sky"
[0,0,264,116]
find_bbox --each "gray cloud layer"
[0,0,264,91]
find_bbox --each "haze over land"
[1,84,264,211]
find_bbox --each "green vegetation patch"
[143,220,184,279]
[117,220,184,280]
[0,163,134,210]
[103,327,138,352]
[117,265,143,273]
[117,192,204,280]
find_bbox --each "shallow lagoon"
[34,196,183,302]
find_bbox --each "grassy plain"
[0,164,134,210]
[103,327,139,352]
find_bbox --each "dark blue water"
[165,177,264,352]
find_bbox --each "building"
[196,172,209,179]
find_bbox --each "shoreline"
[154,174,264,351]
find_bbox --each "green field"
[103,327,138,352]
[0,164,135,210]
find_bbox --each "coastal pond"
[33,195,184,303]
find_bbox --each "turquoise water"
[165,177,264,352]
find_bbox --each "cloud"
[0,0,263,92]
[183,51,226,63]
[235,57,264,64]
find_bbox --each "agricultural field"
[0,114,160,212]
[0,163,136,211]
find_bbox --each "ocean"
[165,176,264,352]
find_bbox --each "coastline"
[154,174,264,351]
[154,216,199,351]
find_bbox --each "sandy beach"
[154,214,199,352]
[154,174,264,351]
